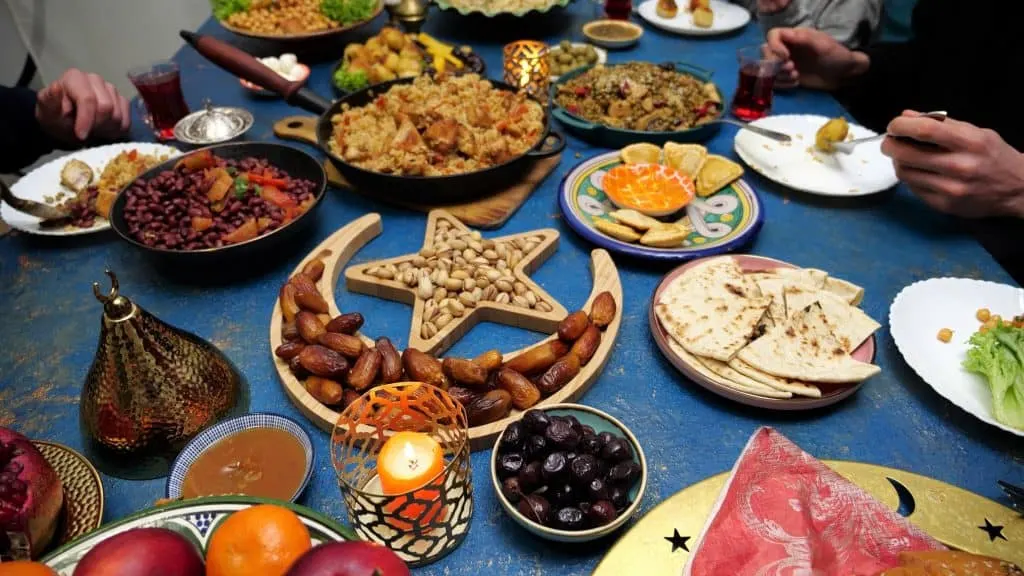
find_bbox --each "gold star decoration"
[344,210,568,355]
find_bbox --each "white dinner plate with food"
[890,277,1024,436]
[637,0,750,36]
[1,142,178,236]
[733,114,898,197]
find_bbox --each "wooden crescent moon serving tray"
[594,461,1023,575]
[269,213,623,451]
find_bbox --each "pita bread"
[667,257,760,300]
[783,286,880,352]
[728,357,822,397]
[736,302,881,383]
[667,338,792,399]
[663,142,707,179]
[769,267,828,289]
[752,277,787,325]
[695,155,743,197]
[824,276,864,306]
[695,355,795,398]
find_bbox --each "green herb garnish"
[233,178,248,199]
[333,67,369,92]
[253,184,263,196]
[212,0,251,20]
[320,0,375,24]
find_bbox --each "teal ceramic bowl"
[490,403,648,543]
[550,61,723,147]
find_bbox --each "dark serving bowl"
[330,46,486,97]
[550,61,724,148]
[214,0,384,43]
[109,141,327,268]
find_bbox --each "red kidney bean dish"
[122,149,317,250]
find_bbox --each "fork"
[998,480,1024,515]
[832,111,948,155]
[0,178,69,221]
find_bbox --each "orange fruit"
[602,163,695,217]
[0,561,58,576]
[206,504,311,576]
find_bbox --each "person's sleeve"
[0,86,58,173]
[758,0,883,49]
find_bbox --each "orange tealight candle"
[377,431,445,495]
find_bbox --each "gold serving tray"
[595,461,1022,575]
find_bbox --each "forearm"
[0,87,58,173]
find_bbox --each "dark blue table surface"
[2,4,1022,574]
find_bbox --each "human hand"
[763,27,869,90]
[882,111,1024,219]
[35,68,131,144]
[757,0,791,14]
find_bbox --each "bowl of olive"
[547,41,607,81]
[490,404,647,542]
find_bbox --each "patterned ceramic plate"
[167,413,315,501]
[32,441,104,551]
[559,151,764,261]
[649,254,877,410]
[41,496,355,575]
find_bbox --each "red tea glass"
[604,0,632,19]
[730,46,781,122]
[127,61,190,141]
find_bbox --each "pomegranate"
[284,542,410,576]
[0,428,64,561]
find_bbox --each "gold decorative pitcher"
[80,270,248,479]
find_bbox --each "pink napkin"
[684,427,945,576]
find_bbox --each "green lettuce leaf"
[333,67,368,93]
[212,0,251,20]
[321,0,375,24]
[963,322,1024,430]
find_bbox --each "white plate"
[637,0,750,36]
[889,278,1024,436]
[733,114,898,197]
[549,43,608,82]
[1,142,179,237]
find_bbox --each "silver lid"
[173,99,254,145]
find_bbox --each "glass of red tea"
[127,61,190,141]
[730,46,781,122]
[603,0,632,19]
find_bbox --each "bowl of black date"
[490,403,647,542]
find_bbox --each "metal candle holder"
[385,0,428,33]
[331,383,473,567]
[503,41,550,101]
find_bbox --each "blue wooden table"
[2,3,1022,574]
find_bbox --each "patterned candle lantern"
[503,41,549,100]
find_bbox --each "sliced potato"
[815,117,849,152]
[695,154,743,197]
[594,219,642,242]
[610,209,663,231]
[620,142,661,165]
[663,142,707,179]
[693,7,713,28]
[640,224,689,248]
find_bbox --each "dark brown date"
[288,355,309,379]
[302,259,325,281]
[558,310,590,342]
[279,284,300,323]
[289,274,318,296]
[496,368,541,410]
[347,348,382,391]
[570,323,601,366]
[295,291,330,314]
[297,345,349,379]
[442,357,489,388]
[305,375,344,406]
[447,386,481,407]
[318,332,364,359]
[402,348,449,389]
[296,311,326,344]
[281,321,299,342]
[536,353,581,396]
[326,312,364,335]
[274,341,306,361]
[590,291,617,329]
[376,337,403,383]
[503,340,571,375]
[341,389,361,409]
[466,389,512,426]
[474,349,503,372]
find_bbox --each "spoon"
[0,178,70,221]
[719,118,792,143]
[832,111,948,155]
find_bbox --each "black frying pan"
[180,31,565,204]
[109,141,327,268]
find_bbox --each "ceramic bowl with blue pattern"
[166,413,314,502]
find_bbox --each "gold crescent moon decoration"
[594,461,1022,576]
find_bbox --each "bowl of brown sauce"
[167,413,314,502]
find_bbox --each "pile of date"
[276,257,618,427]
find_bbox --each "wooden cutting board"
[273,116,562,229]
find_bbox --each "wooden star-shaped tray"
[344,210,569,356]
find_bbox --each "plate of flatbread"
[649,254,882,409]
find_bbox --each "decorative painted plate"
[1,142,179,237]
[649,254,877,410]
[890,278,1024,437]
[636,0,751,37]
[41,496,355,575]
[733,114,898,197]
[559,151,763,261]
[167,413,316,501]
[32,441,104,552]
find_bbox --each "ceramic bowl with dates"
[490,404,647,542]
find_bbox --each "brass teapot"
[80,270,248,479]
